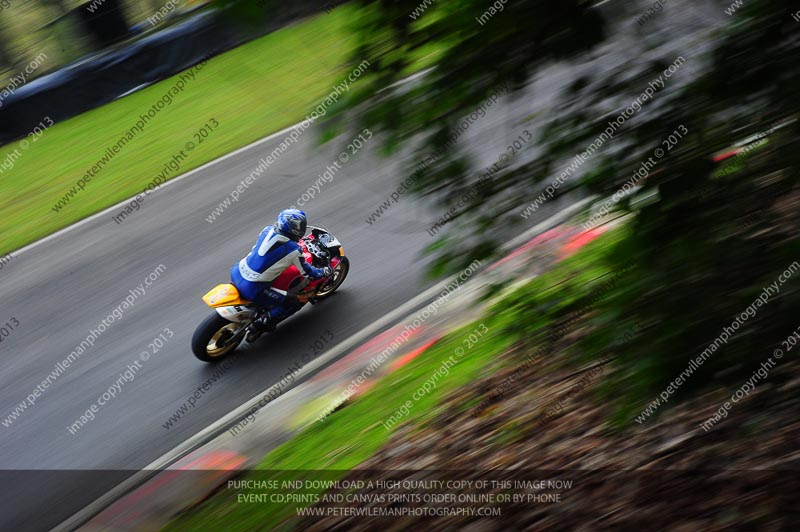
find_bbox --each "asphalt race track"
[0,5,717,520]
[0,66,589,530]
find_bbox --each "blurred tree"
[531,0,800,421]
[336,0,605,271]
[335,0,800,418]
[40,0,85,63]
[0,26,21,74]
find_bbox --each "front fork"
[225,320,252,347]
[221,309,259,346]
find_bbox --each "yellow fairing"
[202,284,250,308]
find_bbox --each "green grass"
[162,322,516,531]
[0,4,413,255]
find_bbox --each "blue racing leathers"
[230,225,327,320]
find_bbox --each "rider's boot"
[257,305,289,332]
[259,314,277,333]
[247,297,301,342]
[247,310,277,342]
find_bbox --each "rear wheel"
[192,313,244,362]
[315,256,350,300]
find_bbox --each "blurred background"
[0,0,200,81]
[0,0,798,530]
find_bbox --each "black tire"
[315,256,350,300]
[191,312,243,363]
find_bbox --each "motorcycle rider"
[230,209,331,338]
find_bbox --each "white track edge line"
[13,121,307,259]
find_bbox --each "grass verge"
[162,321,516,531]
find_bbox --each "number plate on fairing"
[216,305,254,323]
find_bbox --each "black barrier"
[0,10,237,145]
[0,2,328,145]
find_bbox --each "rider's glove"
[322,266,333,277]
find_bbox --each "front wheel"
[315,256,350,300]
[192,312,244,362]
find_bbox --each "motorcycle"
[191,226,350,362]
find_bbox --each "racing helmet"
[276,209,308,241]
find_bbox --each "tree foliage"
[340,0,800,417]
